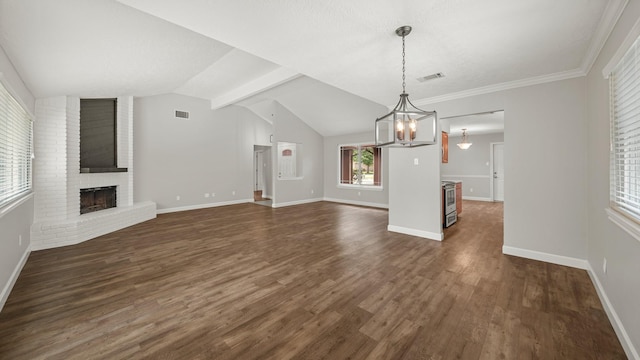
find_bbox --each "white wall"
[388,145,443,240]
[134,94,273,211]
[271,102,324,206]
[586,1,640,357]
[0,45,35,310]
[442,132,504,200]
[426,77,588,263]
[323,131,389,208]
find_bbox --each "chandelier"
[375,26,437,148]
[457,129,472,150]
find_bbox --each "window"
[0,81,32,208]
[610,32,640,222]
[339,144,381,187]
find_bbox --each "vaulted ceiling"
[0,0,625,136]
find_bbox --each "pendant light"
[457,129,472,150]
[375,26,437,148]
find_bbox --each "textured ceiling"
[0,0,624,136]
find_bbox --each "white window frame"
[605,18,640,243]
[0,77,33,214]
[337,143,383,191]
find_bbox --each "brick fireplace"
[30,96,156,250]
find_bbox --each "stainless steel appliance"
[442,181,457,227]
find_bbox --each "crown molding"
[581,0,628,74]
[411,68,585,107]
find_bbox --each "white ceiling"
[0,0,624,136]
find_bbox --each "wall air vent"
[417,72,445,82]
[175,110,190,119]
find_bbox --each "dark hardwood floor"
[0,200,625,359]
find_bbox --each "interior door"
[492,143,505,201]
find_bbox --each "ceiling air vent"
[417,72,445,82]
[175,110,190,119]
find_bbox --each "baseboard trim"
[0,245,30,312]
[157,199,253,214]
[271,198,323,208]
[387,225,443,241]
[462,196,493,202]
[502,245,588,270]
[587,265,639,360]
[323,197,388,209]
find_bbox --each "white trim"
[323,197,388,209]
[412,69,585,107]
[336,184,384,191]
[337,142,382,188]
[0,245,30,312]
[387,225,443,241]
[582,0,629,74]
[587,264,640,360]
[502,245,588,270]
[441,174,490,179]
[462,196,493,202]
[605,207,640,243]
[603,6,640,78]
[0,192,33,220]
[271,197,323,208]
[156,199,252,214]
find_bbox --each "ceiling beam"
[210,67,300,110]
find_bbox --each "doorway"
[253,145,272,206]
[491,142,505,201]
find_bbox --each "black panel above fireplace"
[80,98,127,173]
[80,186,117,214]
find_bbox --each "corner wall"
[133,94,274,211]
[271,102,324,207]
[586,1,640,357]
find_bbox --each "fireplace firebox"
[80,186,117,214]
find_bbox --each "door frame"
[254,149,264,192]
[490,142,505,201]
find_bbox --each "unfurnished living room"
[0,0,639,359]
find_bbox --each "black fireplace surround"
[80,186,117,214]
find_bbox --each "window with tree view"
[339,144,381,187]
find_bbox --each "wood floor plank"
[0,201,626,359]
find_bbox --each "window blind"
[611,33,640,220]
[0,81,32,208]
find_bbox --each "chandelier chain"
[402,34,406,94]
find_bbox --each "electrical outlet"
[176,195,180,201]
[470,188,473,193]
[311,189,314,194]
[603,258,607,274]
[414,158,419,165]
[358,191,361,196]
[204,193,210,198]
[232,191,236,196]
